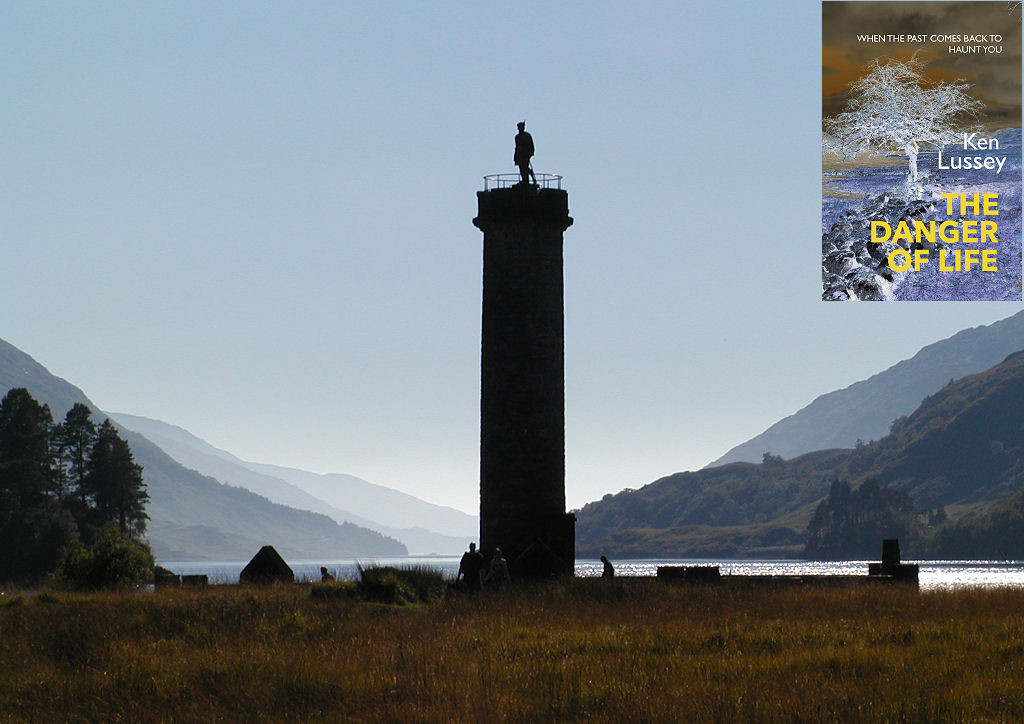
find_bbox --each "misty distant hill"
[0,337,405,560]
[708,310,1024,466]
[111,413,477,554]
[579,349,1024,559]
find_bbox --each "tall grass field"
[2,576,1024,721]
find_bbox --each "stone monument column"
[473,181,575,578]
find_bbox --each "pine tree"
[0,388,56,514]
[54,403,97,502]
[0,390,152,584]
[83,420,149,537]
[0,388,75,582]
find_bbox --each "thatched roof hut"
[239,545,294,585]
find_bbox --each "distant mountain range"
[577,346,1024,559]
[0,337,473,560]
[110,413,477,555]
[708,310,1024,466]
[9,306,1024,563]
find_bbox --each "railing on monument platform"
[483,173,563,191]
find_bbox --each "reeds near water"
[2,576,1024,721]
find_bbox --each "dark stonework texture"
[474,185,575,578]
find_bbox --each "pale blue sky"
[2,2,1020,514]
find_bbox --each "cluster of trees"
[0,388,150,584]
[805,476,1024,561]
[805,478,916,560]
[931,485,1024,559]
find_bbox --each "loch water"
[159,557,1024,591]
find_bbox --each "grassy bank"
[2,579,1024,721]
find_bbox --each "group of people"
[456,543,616,591]
[456,542,511,592]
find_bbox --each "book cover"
[822,1,1022,301]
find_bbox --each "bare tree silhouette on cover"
[825,54,985,189]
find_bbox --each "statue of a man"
[514,121,536,185]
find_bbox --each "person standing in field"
[486,547,512,588]
[457,542,486,593]
[601,555,615,578]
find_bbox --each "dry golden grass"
[2,579,1024,722]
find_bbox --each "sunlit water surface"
[160,558,1024,592]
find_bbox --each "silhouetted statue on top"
[457,541,486,593]
[514,121,536,185]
